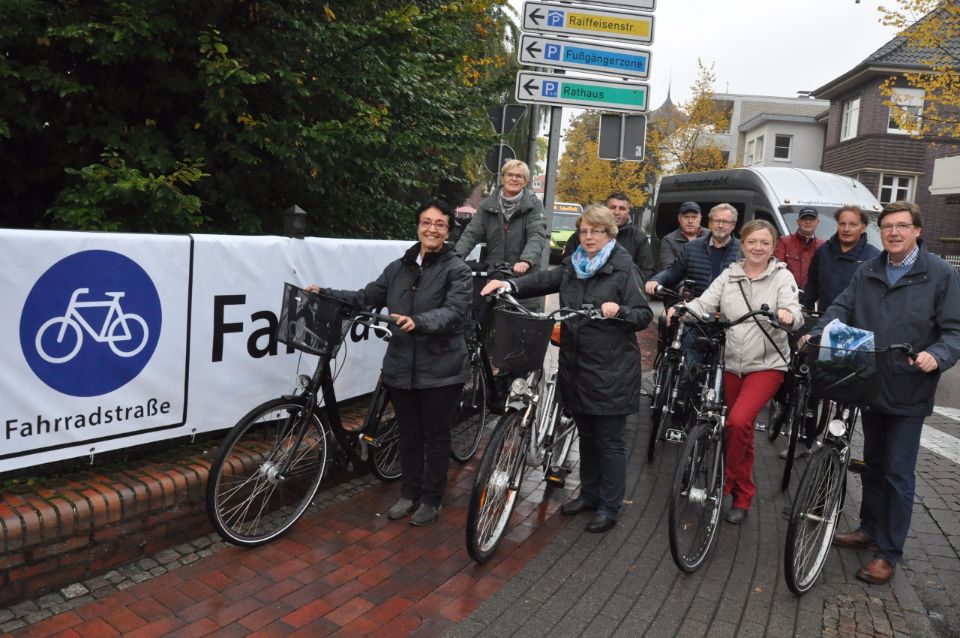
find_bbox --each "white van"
[650,168,883,268]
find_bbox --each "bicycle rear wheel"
[669,422,725,572]
[647,361,676,462]
[784,444,844,595]
[206,397,329,546]
[451,357,487,462]
[466,409,529,563]
[363,382,402,482]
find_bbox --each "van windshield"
[552,212,580,231]
[780,208,882,249]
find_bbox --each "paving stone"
[60,583,89,600]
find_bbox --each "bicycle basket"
[490,306,554,372]
[276,283,351,357]
[809,344,877,405]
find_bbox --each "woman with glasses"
[481,204,652,533]
[309,198,472,526]
[667,220,803,525]
[454,159,548,279]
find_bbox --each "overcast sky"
[506,0,901,109]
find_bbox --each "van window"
[780,207,882,248]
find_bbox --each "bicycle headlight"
[297,374,311,390]
[671,340,681,349]
[510,378,530,396]
[827,418,847,438]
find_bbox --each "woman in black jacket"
[481,204,653,533]
[309,199,472,526]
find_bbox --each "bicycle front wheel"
[206,397,329,546]
[669,422,725,572]
[780,383,808,492]
[784,444,845,595]
[451,357,487,462]
[647,361,675,462]
[466,409,529,563]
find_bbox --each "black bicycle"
[206,285,399,546]
[784,340,915,595]
[646,280,696,462]
[668,305,782,572]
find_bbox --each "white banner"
[0,230,408,472]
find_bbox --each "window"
[878,174,914,204]
[774,134,792,160]
[755,135,765,162]
[887,87,924,134]
[744,140,755,165]
[840,97,860,141]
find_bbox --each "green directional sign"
[515,71,647,114]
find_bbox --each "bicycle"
[668,305,783,572]
[646,280,696,462]
[206,284,400,546]
[465,290,600,563]
[36,287,149,363]
[783,340,914,595]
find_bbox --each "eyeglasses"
[711,218,735,226]
[579,228,607,237]
[503,172,526,180]
[419,220,449,231]
[879,222,914,233]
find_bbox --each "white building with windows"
[709,93,829,170]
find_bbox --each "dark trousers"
[389,384,463,507]
[573,412,628,520]
[859,411,925,565]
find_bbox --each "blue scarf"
[571,241,615,279]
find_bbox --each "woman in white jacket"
[667,219,803,525]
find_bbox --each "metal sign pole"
[618,114,627,162]
[540,105,563,273]
[496,108,508,188]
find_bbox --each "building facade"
[813,31,960,256]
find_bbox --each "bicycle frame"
[58,288,134,343]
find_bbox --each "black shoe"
[725,507,748,525]
[586,514,616,533]
[387,497,418,520]
[561,496,597,515]
[410,503,441,526]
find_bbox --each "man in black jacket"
[563,192,655,281]
[811,201,960,585]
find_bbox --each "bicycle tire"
[668,422,725,572]
[546,409,578,475]
[206,397,329,546]
[466,409,529,563]
[451,357,487,462]
[369,413,402,482]
[767,392,786,442]
[780,383,808,492]
[647,361,675,462]
[784,444,844,595]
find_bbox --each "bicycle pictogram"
[35,287,150,363]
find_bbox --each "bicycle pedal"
[665,428,686,443]
[545,473,566,488]
[848,459,868,475]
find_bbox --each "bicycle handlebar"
[807,337,917,361]
[492,288,609,322]
[674,304,784,330]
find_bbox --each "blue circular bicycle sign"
[20,250,162,397]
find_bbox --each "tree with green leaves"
[0,1,517,238]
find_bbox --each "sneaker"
[387,497,418,520]
[410,503,442,526]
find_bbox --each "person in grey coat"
[482,204,653,534]
[454,159,548,276]
[807,201,960,586]
[658,201,706,269]
[310,199,472,527]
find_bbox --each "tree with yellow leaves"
[878,0,960,137]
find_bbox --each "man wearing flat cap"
[658,201,705,269]
[775,207,825,289]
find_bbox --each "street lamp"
[282,205,307,238]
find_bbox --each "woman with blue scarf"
[481,204,652,533]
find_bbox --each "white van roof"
[740,168,882,213]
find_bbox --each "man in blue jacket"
[802,205,880,312]
[809,201,960,585]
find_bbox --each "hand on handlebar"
[305,284,323,294]
[480,280,510,297]
[912,351,939,373]
[776,308,795,327]
[390,314,416,333]
[601,302,620,318]
[512,261,530,275]
[644,280,659,296]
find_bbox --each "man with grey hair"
[645,203,743,297]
